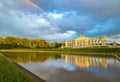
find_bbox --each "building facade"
[65,36,107,48]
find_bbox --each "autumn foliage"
[0,36,62,49]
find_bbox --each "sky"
[0,0,120,42]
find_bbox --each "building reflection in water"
[61,54,107,69]
[3,52,117,69]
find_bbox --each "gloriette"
[65,36,106,48]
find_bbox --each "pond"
[2,52,120,82]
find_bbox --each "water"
[3,52,120,82]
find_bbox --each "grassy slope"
[0,55,31,82]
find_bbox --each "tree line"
[0,36,62,49]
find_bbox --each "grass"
[33,47,120,53]
[0,47,120,54]
[65,48,120,52]
[0,54,32,82]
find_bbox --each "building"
[65,36,107,48]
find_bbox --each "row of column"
[65,39,106,47]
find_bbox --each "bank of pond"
[0,54,32,82]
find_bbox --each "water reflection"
[61,54,108,69]
[43,59,77,71]
[3,52,117,69]
[3,52,120,82]
[3,52,61,63]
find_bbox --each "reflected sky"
[43,59,77,71]
[3,52,120,82]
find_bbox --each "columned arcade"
[65,36,107,48]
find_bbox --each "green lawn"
[0,54,32,82]
[65,48,120,52]
[0,47,120,53]
[33,47,120,53]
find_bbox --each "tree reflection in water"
[3,52,117,69]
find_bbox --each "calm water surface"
[3,52,120,82]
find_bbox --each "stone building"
[65,36,107,48]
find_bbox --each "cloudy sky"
[0,0,120,42]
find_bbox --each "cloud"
[51,11,94,32]
[0,0,76,42]
[108,34,120,43]
[48,12,64,20]
[42,31,77,41]
[0,0,120,42]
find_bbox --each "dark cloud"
[0,0,120,42]
[35,0,120,17]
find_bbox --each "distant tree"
[21,38,31,48]
[39,40,49,48]
[0,37,4,49]
[4,36,17,48]
[0,36,4,44]
[54,42,62,48]
[48,43,55,48]
[0,36,61,49]
[31,39,49,48]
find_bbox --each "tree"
[0,36,59,49]
[54,42,62,48]
[0,36,4,44]
[21,38,31,48]
[48,43,55,48]
[4,36,18,48]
